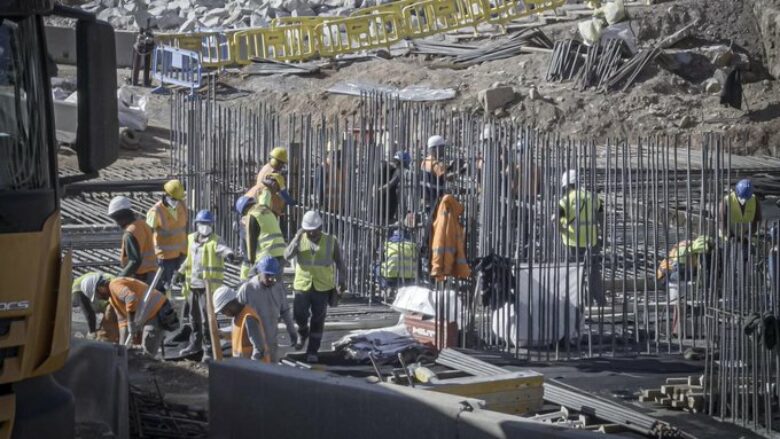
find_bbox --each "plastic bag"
[602,0,625,25]
[578,17,605,46]
[117,86,149,131]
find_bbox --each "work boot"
[166,325,191,345]
[179,343,203,357]
[294,335,307,351]
[306,353,318,363]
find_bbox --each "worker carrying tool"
[375,151,411,224]
[421,135,456,214]
[147,179,189,294]
[236,194,287,281]
[71,271,118,342]
[555,170,605,306]
[657,236,714,334]
[108,195,159,284]
[237,256,298,362]
[378,228,419,288]
[85,276,179,357]
[285,210,348,363]
[175,210,236,359]
[719,178,762,242]
[246,147,291,217]
[213,286,272,362]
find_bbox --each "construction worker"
[71,271,118,342]
[236,195,286,281]
[108,196,158,284]
[556,170,605,306]
[256,172,296,217]
[285,210,348,363]
[421,135,454,214]
[237,256,297,362]
[657,236,713,334]
[213,286,271,362]
[378,228,418,288]
[86,276,178,357]
[719,179,762,242]
[375,151,411,225]
[147,179,188,294]
[175,210,236,358]
[246,147,289,215]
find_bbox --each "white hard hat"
[213,286,237,314]
[427,135,445,149]
[561,170,578,188]
[80,273,103,302]
[301,210,323,231]
[107,196,132,216]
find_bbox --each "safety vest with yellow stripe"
[559,189,600,248]
[232,305,271,363]
[381,241,418,279]
[121,219,158,275]
[150,201,188,259]
[247,205,286,259]
[721,192,757,239]
[108,277,166,328]
[293,233,336,292]
[181,233,225,295]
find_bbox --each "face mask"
[197,224,213,236]
[165,196,179,208]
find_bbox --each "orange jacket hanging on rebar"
[429,194,471,281]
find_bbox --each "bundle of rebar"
[411,28,553,66]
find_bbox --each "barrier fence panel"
[170,87,780,435]
[317,13,404,57]
[401,0,488,38]
[152,45,203,92]
[233,24,319,64]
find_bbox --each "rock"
[710,47,734,68]
[678,115,695,128]
[703,78,721,94]
[374,48,391,59]
[223,8,246,26]
[178,17,200,32]
[148,5,167,16]
[156,13,187,29]
[201,15,223,27]
[493,108,508,118]
[528,85,538,101]
[203,7,228,18]
[96,8,122,21]
[477,86,515,112]
[490,81,508,88]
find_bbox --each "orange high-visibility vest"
[430,194,471,280]
[120,219,158,275]
[245,163,285,217]
[231,305,271,363]
[150,201,188,259]
[108,277,166,328]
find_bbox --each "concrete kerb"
[209,360,604,439]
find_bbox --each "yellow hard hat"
[270,147,288,163]
[164,179,185,201]
[263,173,286,190]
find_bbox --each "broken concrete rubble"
[478,86,516,112]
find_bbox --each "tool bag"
[157,300,180,331]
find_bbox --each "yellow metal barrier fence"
[156,31,236,68]
[401,0,488,39]
[233,23,319,63]
[317,12,403,57]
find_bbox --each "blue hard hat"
[736,179,753,199]
[256,255,281,276]
[235,195,256,215]
[195,210,215,224]
[394,150,411,167]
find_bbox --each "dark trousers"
[293,289,331,355]
[131,51,152,87]
[158,256,184,294]
[188,288,211,354]
[567,245,605,306]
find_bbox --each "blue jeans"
[158,256,184,294]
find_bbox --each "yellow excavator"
[0,1,118,437]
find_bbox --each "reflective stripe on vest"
[559,189,599,248]
[293,233,336,292]
[152,201,188,259]
[108,277,166,327]
[232,305,271,363]
[247,206,286,260]
[184,233,226,282]
[381,241,417,279]
[120,219,158,274]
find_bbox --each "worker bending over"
[236,195,287,280]
[378,228,418,289]
[556,170,605,306]
[246,147,289,217]
[176,210,235,359]
[146,179,188,294]
[719,179,761,242]
[213,286,271,362]
[108,196,158,284]
[72,271,118,342]
[237,256,297,362]
[657,236,713,333]
[285,210,347,363]
[86,276,179,356]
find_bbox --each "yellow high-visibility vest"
[293,233,336,292]
[558,189,600,248]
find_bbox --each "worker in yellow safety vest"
[175,210,236,359]
[108,196,158,285]
[246,147,289,217]
[213,286,272,362]
[236,195,287,281]
[556,169,605,306]
[719,179,762,242]
[378,229,418,288]
[71,271,118,343]
[285,210,347,363]
[147,179,188,294]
